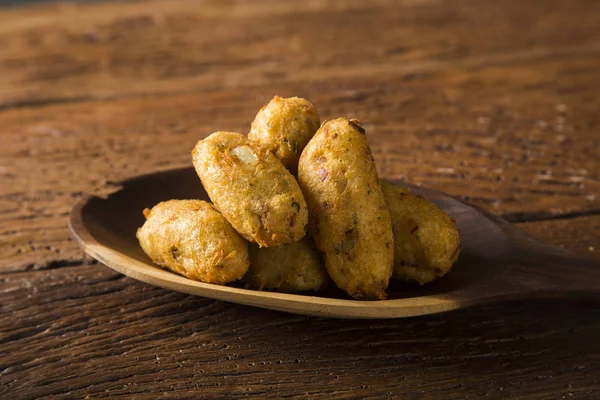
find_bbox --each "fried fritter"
[248,96,320,173]
[136,200,249,284]
[192,131,308,247]
[298,118,394,300]
[382,181,461,285]
[245,237,329,293]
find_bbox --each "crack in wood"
[0,95,91,112]
[0,258,97,275]
[505,208,600,224]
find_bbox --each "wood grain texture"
[1,0,599,398]
[1,0,600,107]
[2,266,600,399]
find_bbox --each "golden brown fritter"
[192,131,308,247]
[382,181,461,285]
[248,96,320,173]
[136,200,249,284]
[298,118,394,300]
[245,236,329,293]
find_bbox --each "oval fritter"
[245,236,329,293]
[298,118,394,300]
[382,181,461,285]
[192,131,308,247]
[136,200,249,284]
[248,96,320,173]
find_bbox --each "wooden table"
[1,0,599,398]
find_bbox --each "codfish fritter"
[298,118,394,300]
[382,181,461,285]
[245,237,329,293]
[192,131,308,247]
[136,200,249,284]
[249,96,320,173]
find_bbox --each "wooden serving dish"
[69,167,600,319]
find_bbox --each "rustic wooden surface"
[1,0,599,398]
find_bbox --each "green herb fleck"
[323,201,329,207]
[291,201,300,212]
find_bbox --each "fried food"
[192,131,308,247]
[136,200,249,284]
[382,181,461,285]
[248,96,320,173]
[298,118,394,300]
[245,237,329,293]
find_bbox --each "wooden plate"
[69,167,600,318]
